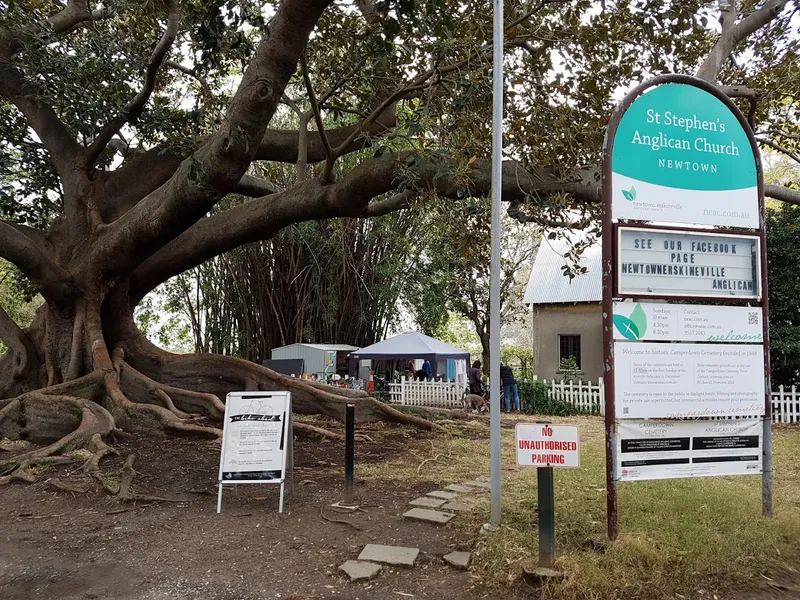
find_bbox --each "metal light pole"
[489,0,504,526]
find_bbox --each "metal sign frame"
[217,391,294,514]
[601,74,772,541]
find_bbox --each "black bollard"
[345,403,355,503]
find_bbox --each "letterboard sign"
[616,226,760,299]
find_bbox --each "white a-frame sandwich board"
[217,391,293,514]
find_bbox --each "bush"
[517,379,579,416]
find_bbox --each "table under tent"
[348,332,470,406]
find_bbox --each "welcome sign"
[610,83,758,229]
[612,302,763,343]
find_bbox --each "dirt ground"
[0,421,520,600]
[2,416,799,600]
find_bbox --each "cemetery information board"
[617,419,762,480]
[614,342,764,419]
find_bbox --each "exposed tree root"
[0,392,115,471]
[293,420,374,442]
[105,350,222,439]
[122,335,445,433]
[115,352,225,419]
[49,478,90,494]
[99,454,186,503]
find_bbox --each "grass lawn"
[360,415,800,599]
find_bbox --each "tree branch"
[102,103,397,215]
[234,174,285,197]
[256,105,396,162]
[0,1,116,177]
[165,60,211,97]
[79,0,335,281]
[86,0,180,166]
[0,221,74,302]
[0,63,83,179]
[131,152,599,298]
[300,54,335,182]
[758,138,800,165]
[696,0,789,82]
[765,183,800,207]
[363,191,416,217]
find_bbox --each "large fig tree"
[0,0,797,484]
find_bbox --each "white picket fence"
[387,377,463,408]
[383,375,800,423]
[534,376,604,415]
[536,378,800,423]
[772,385,800,423]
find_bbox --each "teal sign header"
[612,84,756,191]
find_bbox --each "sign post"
[345,403,355,503]
[602,74,770,540]
[217,391,293,514]
[516,423,580,569]
[537,466,556,568]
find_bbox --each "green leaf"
[613,314,640,340]
[622,186,637,202]
[630,303,647,338]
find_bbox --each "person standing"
[500,363,520,412]
[422,359,432,380]
[468,360,483,395]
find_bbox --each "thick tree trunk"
[0,284,442,488]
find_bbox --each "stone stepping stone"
[441,500,476,512]
[339,560,382,581]
[403,507,455,525]
[443,551,471,570]
[426,490,459,500]
[462,480,491,490]
[445,484,479,494]
[409,496,447,508]
[358,544,419,567]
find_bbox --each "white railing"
[387,377,463,408]
[534,377,800,423]
[772,385,800,424]
[534,376,604,415]
[381,373,800,423]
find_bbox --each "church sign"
[600,75,772,541]
[616,226,760,300]
[610,82,758,229]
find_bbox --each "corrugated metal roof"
[523,232,602,305]
[273,343,360,352]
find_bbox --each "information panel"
[220,392,290,481]
[614,342,764,419]
[616,419,762,481]
[617,227,760,299]
[612,302,763,342]
[217,391,292,514]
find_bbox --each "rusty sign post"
[602,74,771,541]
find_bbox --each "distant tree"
[767,203,800,386]
[501,345,534,379]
